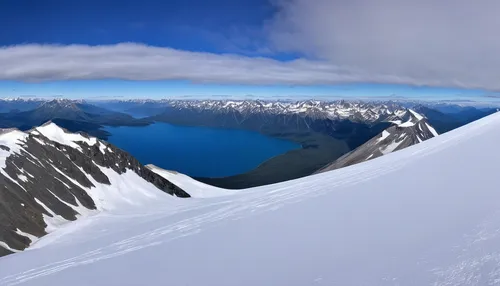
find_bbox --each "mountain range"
[2,98,495,139]
[94,98,497,132]
[141,99,493,146]
[0,98,495,189]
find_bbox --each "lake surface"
[104,123,300,178]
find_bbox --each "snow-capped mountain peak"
[317,109,438,172]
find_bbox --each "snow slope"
[146,164,234,198]
[36,122,98,150]
[2,113,500,285]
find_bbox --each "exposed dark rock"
[0,123,188,256]
[316,110,439,173]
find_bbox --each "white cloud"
[0,43,415,86]
[268,0,500,90]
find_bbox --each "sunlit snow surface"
[2,113,500,285]
[36,123,98,151]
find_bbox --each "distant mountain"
[96,99,411,123]
[0,122,188,256]
[13,99,150,125]
[412,105,497,134]
[149,100,402,150]
[316,110,438,173]
[159,99,409,123]
[91,99,171,117]
[0,99,152,139]
[0,98,44,113]
[93,98,500,136]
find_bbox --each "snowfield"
[2,112,500,285]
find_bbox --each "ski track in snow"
[1,112,500,285]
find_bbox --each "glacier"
[1,112,500,285]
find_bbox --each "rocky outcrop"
[316,110,439,173]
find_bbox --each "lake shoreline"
[102,122,301,178]
[194,131,350,189]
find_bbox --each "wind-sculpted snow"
[1,112,500,285]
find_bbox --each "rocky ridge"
[0,122,188,256]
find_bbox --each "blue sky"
[0,0,278,56]
[0,80,489,102]
[0,0,497,102]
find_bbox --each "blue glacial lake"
[104,123,301,178]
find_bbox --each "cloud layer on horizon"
[268,0,500,90]
[2,0,499,90]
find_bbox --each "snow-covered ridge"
[0,123,188,255]
[35,122,98,151]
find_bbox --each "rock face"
[316,110,439,173]
[0,122,188,256]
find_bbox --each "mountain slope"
[2,112,500,285]
[316,109,438,172]
[0,122,188,256]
